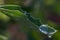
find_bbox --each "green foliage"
[0,0,60,40]
[0,12,10,22]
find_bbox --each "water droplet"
[48,35,51,38]
[48,34,52,38]
[39,24,57,38]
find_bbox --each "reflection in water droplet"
[39,24,57,38]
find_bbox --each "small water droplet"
[48,34,52,38]
[48,36,51,38]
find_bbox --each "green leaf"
[0,5,21,10]
[0,8,26,21]
[0,12,10,22]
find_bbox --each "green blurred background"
[0,0,60,40]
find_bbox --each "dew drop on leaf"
[39,24,57,38]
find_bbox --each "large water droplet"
[39,24,57,38]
